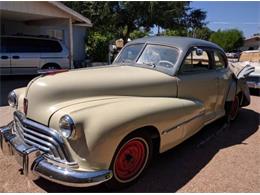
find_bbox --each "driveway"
[0,75,259,192]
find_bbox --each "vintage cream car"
[0,37,251,189]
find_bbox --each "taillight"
[23,98,28,115]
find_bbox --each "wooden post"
[68,17,73,68]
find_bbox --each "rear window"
[0,37,62,53]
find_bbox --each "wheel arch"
[118,125,161,157]
[41,63,61,69]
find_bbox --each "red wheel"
[114,138,148,182]
[107,133,152,189]
[230,95,240,121]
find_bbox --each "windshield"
[115,44,179,69]
[115,43,144,63]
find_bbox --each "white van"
[0,35,70,75]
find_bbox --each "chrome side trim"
[162,112,204,135]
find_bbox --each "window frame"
[177,46,215,75]
[212,49,228,70]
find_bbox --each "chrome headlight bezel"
[59,115,75,139]
[8,90,17,108]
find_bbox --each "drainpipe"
[68,17,74,69]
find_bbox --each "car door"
[212,49,232,116]
[177,47,218,123]
[0,37,11,75]
[10,38,40,75]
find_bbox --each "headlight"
[59,115,75,139]
[8,91,17,108]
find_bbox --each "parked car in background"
[0,35,70,75]
[226,50,241,59]
[237,50,260,89]
[0,37,251,189]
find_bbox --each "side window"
[214,51,226,69]
[0,37,7,53]
[180,48,211,73]
[39,40,62,53]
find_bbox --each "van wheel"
[42,64,61,70]
[106,132,153,190]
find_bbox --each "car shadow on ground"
[34,108,259,192]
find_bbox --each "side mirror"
[195,48,203,56]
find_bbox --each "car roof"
[127,36,224,52]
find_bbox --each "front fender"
[49,96,204,170]
[14,87,26,112]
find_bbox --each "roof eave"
[48,1,92,27]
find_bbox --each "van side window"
[0,38,7,52]
[3,37,62,53]
[214,51,226,69]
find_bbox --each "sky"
[190,1,260,38]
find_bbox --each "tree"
[64,1,208,61]
[129,29,150,40]
[162,28,188,37]
[186,9,207,36]
[210,29,244,52]
[192,27,213,40]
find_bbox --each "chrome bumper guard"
[0,123,112,187]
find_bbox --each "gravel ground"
[0,95,259,192]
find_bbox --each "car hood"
[25,65,177,125]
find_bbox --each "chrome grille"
[13,111,73,163]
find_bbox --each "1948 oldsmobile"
[0,37,251,189]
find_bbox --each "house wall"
[0,1,68,19]
[1,20,86,63]
[241,37,260,51]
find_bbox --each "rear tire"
[225,95,240,122]
[106,131,153,190]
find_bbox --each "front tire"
[106,132,153,190]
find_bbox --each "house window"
[47,29,64,41]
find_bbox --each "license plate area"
[14,149,25,168]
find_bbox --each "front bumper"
[0,123,112,187]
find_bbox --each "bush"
[86,31,114,62]
[210,29,244,52]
